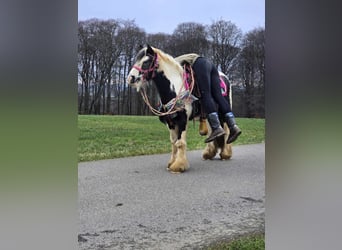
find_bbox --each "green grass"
[78,115,265,162]
[206,234,265,250]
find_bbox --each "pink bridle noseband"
[132,53,159,81]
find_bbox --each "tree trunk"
[106,75,111,114]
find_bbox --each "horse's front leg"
[167,117,189,173]
[167,128,178,169]
[168,130,189,173]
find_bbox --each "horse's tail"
[218,71,232,110]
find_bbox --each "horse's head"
[127,45,158,92]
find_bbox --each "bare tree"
[147,33,172,51]
[170,22,209,56]
[99,20,120,114]
[78,19,98,114]
[82,20,107,115]
[116,20,146,115]
[207,19,242,75]
[234,28,265,117]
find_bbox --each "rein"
[140,64,196,117]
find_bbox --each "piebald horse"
[127,45,232,173]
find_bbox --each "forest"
[78,18,264,117]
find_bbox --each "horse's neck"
[153,72,176,104]
[157,56,184,94]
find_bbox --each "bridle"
[132,53,159,82]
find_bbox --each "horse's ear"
[146,44,154,55]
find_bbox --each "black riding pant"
[192,57,231,115]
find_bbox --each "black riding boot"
[224,112,242,144]
[204,112,226,143]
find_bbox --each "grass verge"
[206,234,265,250]
[78,115,264,162]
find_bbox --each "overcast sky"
[78,0,264,34]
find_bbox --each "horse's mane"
[152,47,183,76]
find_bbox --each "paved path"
[78,143,265,249]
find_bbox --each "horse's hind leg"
[202,123,218,160]
[202,142,217,160]
[202,120,232,160]
[219,124,232,160]
[220,143,232,160]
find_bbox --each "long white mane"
[152,48,184,94]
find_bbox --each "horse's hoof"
[202,153,215,160]
[170,170,182,174]
[168,167,186,173]
[220,155,232,160]
[166,166,182,172]
[168,161,188,173]
[167,161,174,169]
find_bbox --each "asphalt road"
[78,143,265,250]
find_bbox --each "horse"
[127,45,233,173]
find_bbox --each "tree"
[78,19,122,114]
[170,22,209,56]
[78,19,97,114]
[115,20,146,115]
[91,20,120,114]
[98,20,120,114]
[147,33,172,51]
[234,28,265,117]
[207,19,242,75]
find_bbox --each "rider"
[175,54,242,144]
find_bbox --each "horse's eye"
[142,60,150,69]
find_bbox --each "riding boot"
[199,117,208,136]
[204,112,226,143]
[224,112,242,144]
